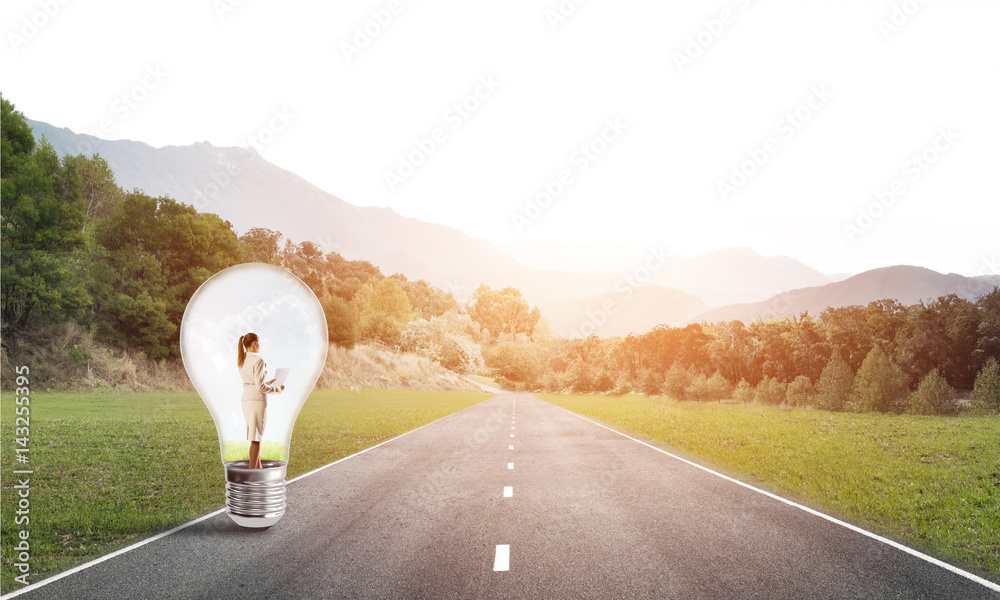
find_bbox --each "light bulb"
[179,263,328,528]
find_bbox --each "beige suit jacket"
[239,352,281,402]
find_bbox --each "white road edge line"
[0,394,502,600]
[546,401,1000,594]
[493,544,510,571]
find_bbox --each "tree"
[61,153,124,231]
[356,277,413,346]
[399,278,459,319]
[970,358,1000,413]
[851,345,908,413]
[466,284,539,343]
[638,368,663,396]
[687,372,731,403]
[733,379,754,404]
[748,318,796,383]
[973,288,1000,372]
[821,305,872,372]
[907,369,957,416]
[754,375,786,406]
[89,192,242,357]
[487,343,541,386]
[706,320,757,384]
[815,352,853,412]
[239,227,284,264]
[439,333,484,373]
[787,375,815,408]
[663,363,692,400]
[321,294,358,349]
[1,98,89,349]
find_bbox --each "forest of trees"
[3,96,999,416]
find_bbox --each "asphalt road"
[9,393,999,599]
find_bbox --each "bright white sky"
[2,0,998,277]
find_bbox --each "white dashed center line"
[494,545,510,571]
[504,486,513,497]
[508,462,514,469]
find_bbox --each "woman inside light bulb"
[237,332,284,469]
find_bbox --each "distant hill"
[543,285,705,338]
[650,247,845,307]
[27,119,613,307]
[500,243,688,279]
[503,244,843,307]
[691,265,998,324]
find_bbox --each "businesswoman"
[237,332,284,468]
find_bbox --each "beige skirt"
[242,400,266,442]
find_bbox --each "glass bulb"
[179,263,327,528]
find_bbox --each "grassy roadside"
[0,389,489,593]
[540,393,1000,582]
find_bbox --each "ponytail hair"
[237,332,259,368]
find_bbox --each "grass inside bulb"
[180,263,328,528]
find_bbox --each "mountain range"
[28,119,998,337]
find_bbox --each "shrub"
[638,368,664,396]
[663,363,692,400]
[815,353,853,412]
[907,369,957,415]
[733,379,754,404]
[754,375,786,406]
[786,375,815,408]
[970,358,1000,413]
[687,372,731,402]
[851,345,908,413]
[486,343,541,386]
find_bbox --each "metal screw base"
[224,460,287,528]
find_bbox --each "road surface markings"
[510,433,514,437]
[509,445,514,450]
[507,462,514,469]
[0,398,498,600]
[504,486,513,498]
[549,402,1000,595]
[493,545,510,571]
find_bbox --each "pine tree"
[907,369,957,415]
[851,345,909,413]
[815,352,853,412]
[970,358,1000,413]
[787,375,815,408]
[733,379,754,404]
[754,375,786,406]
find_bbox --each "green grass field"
[540,393,1000,581]
[0,389,488,593]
